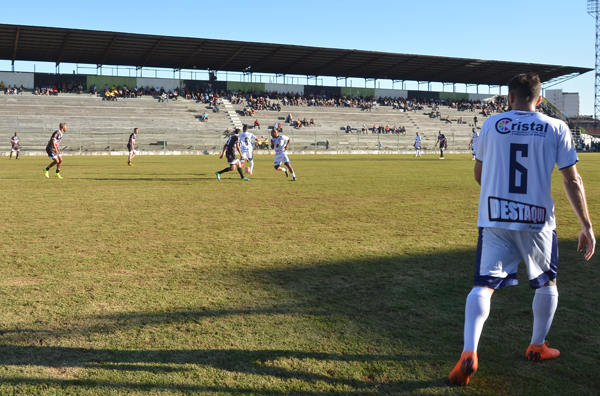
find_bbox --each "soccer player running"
[216,128,250,181]
[10,132,20,159]
[271,127,296,181]
[469,128,479,161]
[239,125,263,175]
[435,130,447,159]
[44,123,67,179]
[414,132,422,157]
[449,73,595,386]
[127,128,139,166]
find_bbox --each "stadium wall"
[137,77,180,91]
[0,71,34,89]
[264,83,304,94]
[86,76,137,90]
[226,82,266,93]
[375,88,408,98]
[34,73,87,88]
[0,71,496,100]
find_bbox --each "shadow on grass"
[0,239,597,394]
[0,346,440,395]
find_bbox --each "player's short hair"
[234,128,241,134]
[59,122,67,130]
[134,127,139,133]
[508,73,541,104]
[243,125,248,131]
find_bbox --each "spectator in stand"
[254,119,260,129]
[474,115,478,127]
[310,119,315,127]
[346,124,352,133]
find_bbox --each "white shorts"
[474,227,558,289]
[48,153,61,159]
[11,147,19,152]
[129,149,138,155]
[241,149,253,161]
[274,152,290,165]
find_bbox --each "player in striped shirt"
[127,128,139,166]
[10,132,20,160]
[215,128,250,181]
[44,123,67,179]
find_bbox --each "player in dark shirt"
[436,131,447,159]
[127,128,139,166]
[44,123,67,179]
[215,128,250,181]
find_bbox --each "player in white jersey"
[238,125,263,175]
[449,73,595,386]
[10,132,20,159]
[469,128,479,160]
[127,128,139,166]
[44,123,67,179]
[413,132,421,157]
[270,128,296,181]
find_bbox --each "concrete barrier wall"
[0,72,34,89]
[375,88,408,99]
[226,82,266,93]
[87,76,137,90]
[138,77,181,91]
[468,93,495,101]
[340,87,375,97]
[439,92,470,100]
[264,83,304,95]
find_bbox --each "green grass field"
[1,153,599,395]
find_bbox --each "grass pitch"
[1,153,599,395]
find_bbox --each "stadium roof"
[0,23,592,86]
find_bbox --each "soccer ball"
[245,166,251,174]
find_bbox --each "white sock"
[279,168,286,172]
[463,287,492,352]
[292,172,296,178]
[250,160,254,173]
[531,286,558,345]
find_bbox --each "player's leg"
[284,162,296,180]
[15,150,19,159]
[518,230,560,361]
[450,227,520,386]
[54,155,63,178]
[248,152,254,174]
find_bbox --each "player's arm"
[474,160,482,186]
[284,138,291,151]
[560,164,595,260]
[219,143,227,159]
[236,142,243,158]
[53,138,60,155]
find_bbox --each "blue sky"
[1,0,595,114]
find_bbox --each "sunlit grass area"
[1,153,598,395]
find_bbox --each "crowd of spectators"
[1,82,24,95]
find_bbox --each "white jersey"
[414,135,421,148]
[477,110,578,232]
[471,131,479,152]
[239,132,256,151]
[272,135,290,155]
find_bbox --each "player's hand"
[219,154,224,160]
[578,227,596,261]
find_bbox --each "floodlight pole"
[588,0,600,133]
